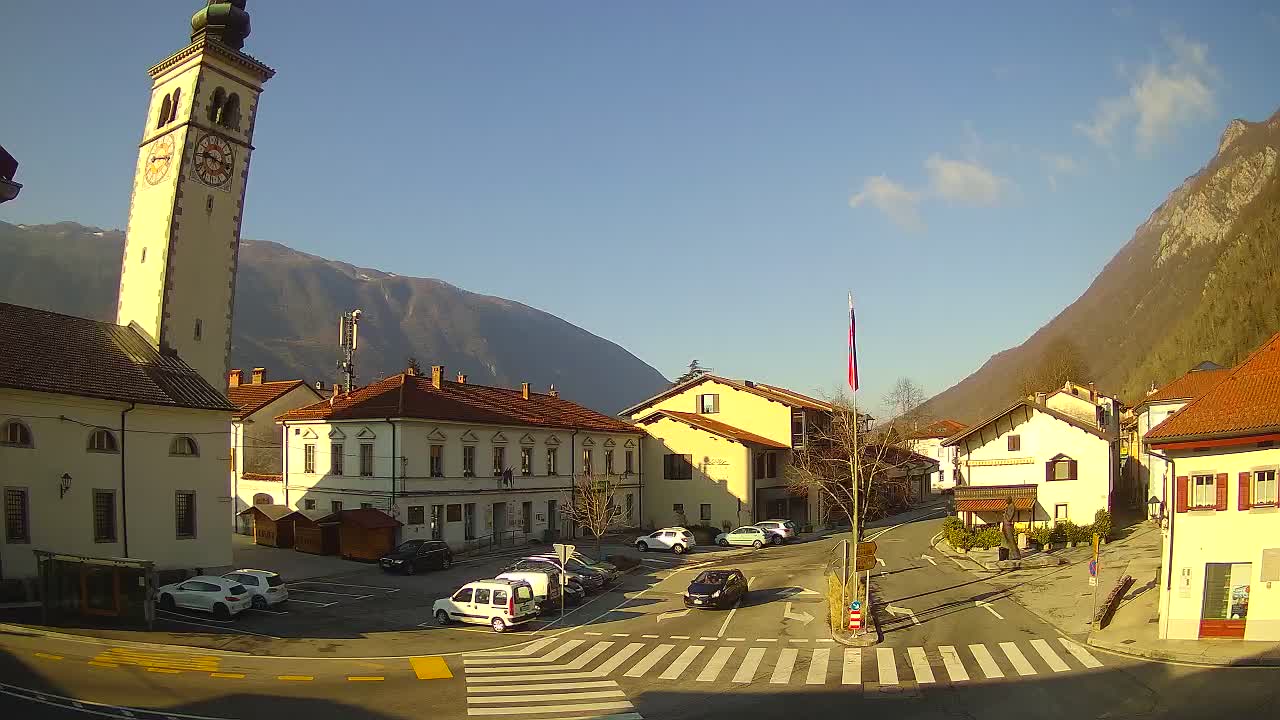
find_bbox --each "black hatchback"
[380,539,453,575]
[683,569,748,609]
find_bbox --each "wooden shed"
[238,504,296,548]
[289,510,340,556]
[333,508,402,562]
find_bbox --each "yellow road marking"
[34,652,63,661]
[146,668,181,674]
[277,675,314,681]
[210,673,246,679]
[347,676,385,681]
[409,656,453,680]
[88,661,118,668]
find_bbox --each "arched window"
[168,87,181,124]
[2,420,33,448]
[220,93,241,131]
[88,429,118,453]
[157,93,172,129]
[253,493,273,505]
[169,435,199,457]
[208,87,226,124]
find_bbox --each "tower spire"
[190,1,252,50]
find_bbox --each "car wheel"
[159,594,176,611]
[718,538,729,547]
[213,603,231,620]
[752,539,763,549]
[441,555,452,570]
[771,535,783,545]
[251,596,267,610]
[672,544,685,555]
[637,542,648,552]
[435,610,451,626]
[491,617,507,633]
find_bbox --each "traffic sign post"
[1089,534,1101,625]
[553,543,575,622]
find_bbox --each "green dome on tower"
[191,1,252,50]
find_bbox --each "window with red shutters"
[1175,476,1189,513]
[1239,472,1252,511]
[1214,473,1228,511]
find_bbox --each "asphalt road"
[3,507,1278,719]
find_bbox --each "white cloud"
[925,154,1008,206]
[849,176,924,232]
[1076,33,1217,151]
[1042,152,1080,190]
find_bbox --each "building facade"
[227,367,323,531]
[944,397,1118,528]
[276,366,643,549]
[623,375,831,530]
[1148,336,1280,641]
[1134,363,1229,519]
[906,419,967,493]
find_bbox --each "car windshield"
[693,571,731,585]
[395,540,425,552]
[265,575,283,587]
[516,585,533,601]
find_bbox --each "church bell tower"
[116,1,274,392]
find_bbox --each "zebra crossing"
[462,634,1105,709]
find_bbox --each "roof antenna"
[337,309,362,393]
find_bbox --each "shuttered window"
[93,490,116,542]
[175,492,196,539]
[4,487,29,543]
[1254,470,1277,506]
[1191,474,1216,509]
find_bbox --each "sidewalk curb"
[1085,633,1280,668]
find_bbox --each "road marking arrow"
[658,609,690,622]
[784,602,815,624]
[886,605,920,626]
[921,554,937,566]
[975,601,1004,620]
[877,558,886,567]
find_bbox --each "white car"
[223,569,289,609]
[156,575,252,619]
[433,578,539,632]
[635,527,696,554]
[755,519,798,542]
[715,525,774,548]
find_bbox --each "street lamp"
[60,473,72,499]
[1147,495,1162,522]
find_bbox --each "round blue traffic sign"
[850,600,862,610]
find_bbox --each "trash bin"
[998,547,1010,561]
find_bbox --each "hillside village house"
[906,419,967,493]
[1146,334,1280,641]
[227,367,322,531]
[623,375,833,530]
[275,366,643,549]
[1,6,273,598]
[1134,362,1230,520]
[943,383,1120,528]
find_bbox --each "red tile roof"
[954,485,1036,513]
[943,399,1113,446]
[621,374,832,416]
[0,302,236,412]
[1140,367,1232,406]
[276,373,640,434]
[331,508,402,529]
[636,410,790,448]
[228,380,316,421]
[909,419,968,439]
[1147,333,1280,442]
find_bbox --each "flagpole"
[847,291,861,635]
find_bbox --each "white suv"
[223,569,288,609]
[433,579,538,632]
[635,527,696,554]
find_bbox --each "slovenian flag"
[848,293,859,392]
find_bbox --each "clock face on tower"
[193,133,235,188]
[144,135,175,185]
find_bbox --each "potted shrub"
[1093,509,1113,544]
[975,526,1004,551]
[1071,522,1094,547]
[1058,520,1078,547]
[1030,525,1052,550]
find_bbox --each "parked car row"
[433,550,621,633]
[634,519,800,553]
[155,568,287,619]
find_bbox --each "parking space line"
[347,676,385,682]
[87,662,118,668]
[277,676,313,681]
[281,598,336,607]
[209,673,245,679]
[286,589,373,599]
[246,607,289,616]
[146,667,181,674]
[156,610,236,625]
[293,581,400,592]
[155,615,279,639]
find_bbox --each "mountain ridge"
[0,221,670,414]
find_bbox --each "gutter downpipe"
[570,430,578,540]
[120,402,136,557]
[387,418,397,521]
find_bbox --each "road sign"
[848,608,862,631]
[854,555,877,572]
[553,543,576,566]
[850,600,862,611]
[856,541,878,559]
[1088,559,1098,577]
[1089,576,1098,587]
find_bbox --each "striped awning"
[954,485,1036,513]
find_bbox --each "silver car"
[755,519,798,543]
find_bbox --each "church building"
[0,2,273,589]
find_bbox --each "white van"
[496,569,561,612]
[433,578,538,632]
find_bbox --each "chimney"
[548,385,559,398]
[228,369,243,388]
[315,380,325,391]
[1034,392,1047,405]
[251,367,266,384]
[521,382,530,400]
[456,372,467,384]
[329,384,339,406]
[431,365,444,389]
[405,365,417,377]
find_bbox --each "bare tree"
[1017,336,1090,398]
[883,376,927,419]
[785,392,923,541]
[560,472,626,559]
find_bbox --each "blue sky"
[3,2,1279,412]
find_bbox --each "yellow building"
[623,375,832,530]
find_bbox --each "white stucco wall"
[1,389,232,580]
[1138,400,1186,514]
[1157,445,1280,641]
[912,437,957,491]
[230,383,322,526]
[954,406,1113,525]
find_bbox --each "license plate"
[694,599,704,605]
